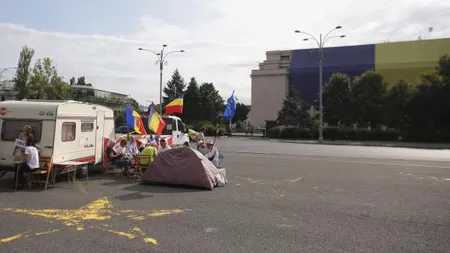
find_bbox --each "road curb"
[275,139,450,150]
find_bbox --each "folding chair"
[29,156,55,190]
[218,153,224,168]
[103,147,124,177]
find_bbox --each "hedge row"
[267,126,450,143]
[186,121,226,136]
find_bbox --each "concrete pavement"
[0,139,449,252]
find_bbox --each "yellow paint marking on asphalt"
[0,233,23,243]
[143,237,159,245]
[1,229,59,243]
[120,208,187,221]
[35,229,60,236]
[0,197,113,226]
[0,197,187,245]
[96,227,136,239]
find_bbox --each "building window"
[81,122,94,132]
[280,55,290,61]
[62,122,76,142]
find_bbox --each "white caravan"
[0,100,115,169]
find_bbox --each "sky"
[1,0,450,105]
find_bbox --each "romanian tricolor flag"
[125,105,147,135]
[165,95,184,114]
[148,106,166,136]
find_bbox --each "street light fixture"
[294,26,345,143]
[0,67,17,81]
[138,45,185,115]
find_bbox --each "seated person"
[109,139,134,176]
[204,139,220,167]
[139,141,158,167]
[14,135,40,187]
[197,140,209,155]
[158,138,171,154]
[196,127,205,143]
[126,136,139,157]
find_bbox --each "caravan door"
[95,111,105,164]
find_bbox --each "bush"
[267,126,283,139]
[189,121,226,137]
[266,126,450,143]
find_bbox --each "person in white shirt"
[111,139,134,176]
[204,139,219,167]
[126,136,139,157]
[158,138,171,154]
[15,135,40,187]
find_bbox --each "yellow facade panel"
[375,38,450,86]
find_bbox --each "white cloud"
[1,0,450,106]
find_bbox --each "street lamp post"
[138,45,184,115]
[294,26,345,143]
[0,67,17,81]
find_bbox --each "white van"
[118,115,190,148]
[161,115,190,147]
[0,100,115,169]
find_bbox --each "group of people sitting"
[106,129,221,177]
[106,135,171,177]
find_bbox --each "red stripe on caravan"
[72,155,96,163]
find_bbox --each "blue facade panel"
[288,44,376,105]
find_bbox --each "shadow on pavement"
[114,191,154,201]
[122,182,207,194]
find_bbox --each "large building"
[71,85,128,100]
[249,38,450,127]
[0,80,16,101]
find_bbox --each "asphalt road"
[1,138,449,253]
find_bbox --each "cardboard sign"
[14,138,26,149]
[14,138,40,150]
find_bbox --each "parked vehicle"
[188,129,198,143]
[115,126,146,135]
[160,115,190,147]
[0,100,115,169]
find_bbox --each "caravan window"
[1,120,42,142]
[81,122,94,132]
[61,122,76,142]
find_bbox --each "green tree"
[233,103,250,123]
[323,73,351,127]
[13,46,35,100]
[407,55,450,132]
[350,71,388,128]
[162,69,185,107]
[199,82,225,123]
[183,77,201,123]
[383,80,415,129]
[277,85,311,127]
[417,70,441,85]
[437,54,450,84]
[28,58,72,100]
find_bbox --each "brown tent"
[142,147,221,190]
